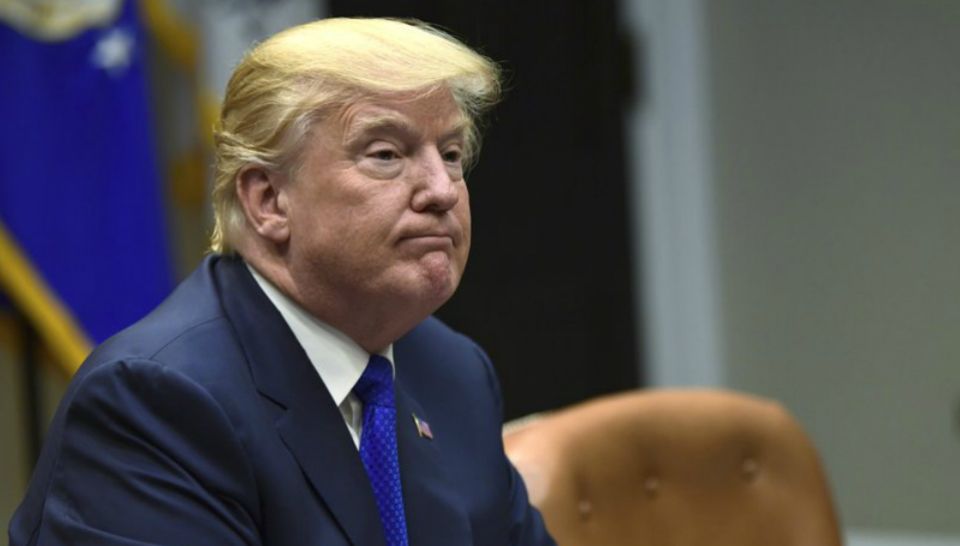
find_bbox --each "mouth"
[397,223,461,245]
[398,233,456,250]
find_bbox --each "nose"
[410,149,460,213]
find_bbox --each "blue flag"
[0,0,173,372]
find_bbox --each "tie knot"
[354,355,394,407]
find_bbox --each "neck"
[240,247,422,354]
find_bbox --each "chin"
[419,272,459,308]
[413,262,461,310]
[383,253,463,316]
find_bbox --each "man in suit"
[10,18,555,546]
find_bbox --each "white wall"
[626,0,960,541]
[626,0,724,387]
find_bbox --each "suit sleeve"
[27,359,261,546]
[504,456,557,546]
[473,345,557,546]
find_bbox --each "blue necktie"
[354,355,409,546]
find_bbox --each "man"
[10,18,555,546]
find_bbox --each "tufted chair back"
[503,389,842,546]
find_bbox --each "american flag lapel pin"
[412,413,434,440]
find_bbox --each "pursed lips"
[396,227,460,248]
[399,233,455,245]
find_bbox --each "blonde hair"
[210,17,502,253]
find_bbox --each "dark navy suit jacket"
[9,255,554,546]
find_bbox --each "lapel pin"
[412,413,434,440]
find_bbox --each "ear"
[235,165,291,245]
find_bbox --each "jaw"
[284,252,465,354]
[379,250,463,312]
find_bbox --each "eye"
[442,148,463,164]
[358,143,405,178]
[369,149,400,161]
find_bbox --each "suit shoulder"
[402,315,482,354]
[83,256,243,378]
[85,312,237,378]
[395,316,499,398]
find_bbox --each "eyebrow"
[342,113,469,146]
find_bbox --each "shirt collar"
[246,262,395,406]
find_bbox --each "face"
[281,90,471,328]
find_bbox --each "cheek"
[459,187,472,230]
[458,194,471,248]
[457,194,472,266]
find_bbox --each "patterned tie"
[354,355,409,546]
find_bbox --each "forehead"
[335,90,467,142]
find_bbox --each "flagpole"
[17,309,43,472]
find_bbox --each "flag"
[0,0,173,373]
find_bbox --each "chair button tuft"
[741,457,760,481]
[578,499,592,519]
[644,476,660,497]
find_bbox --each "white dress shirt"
[247,264,394,449]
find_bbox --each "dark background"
[331,0,641,419]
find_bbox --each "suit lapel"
[274,396,385,546]
[214,257,385,546]
[394,384,473,545]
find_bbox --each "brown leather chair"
[504,389,842,546]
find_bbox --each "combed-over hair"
[209,17,502,253]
